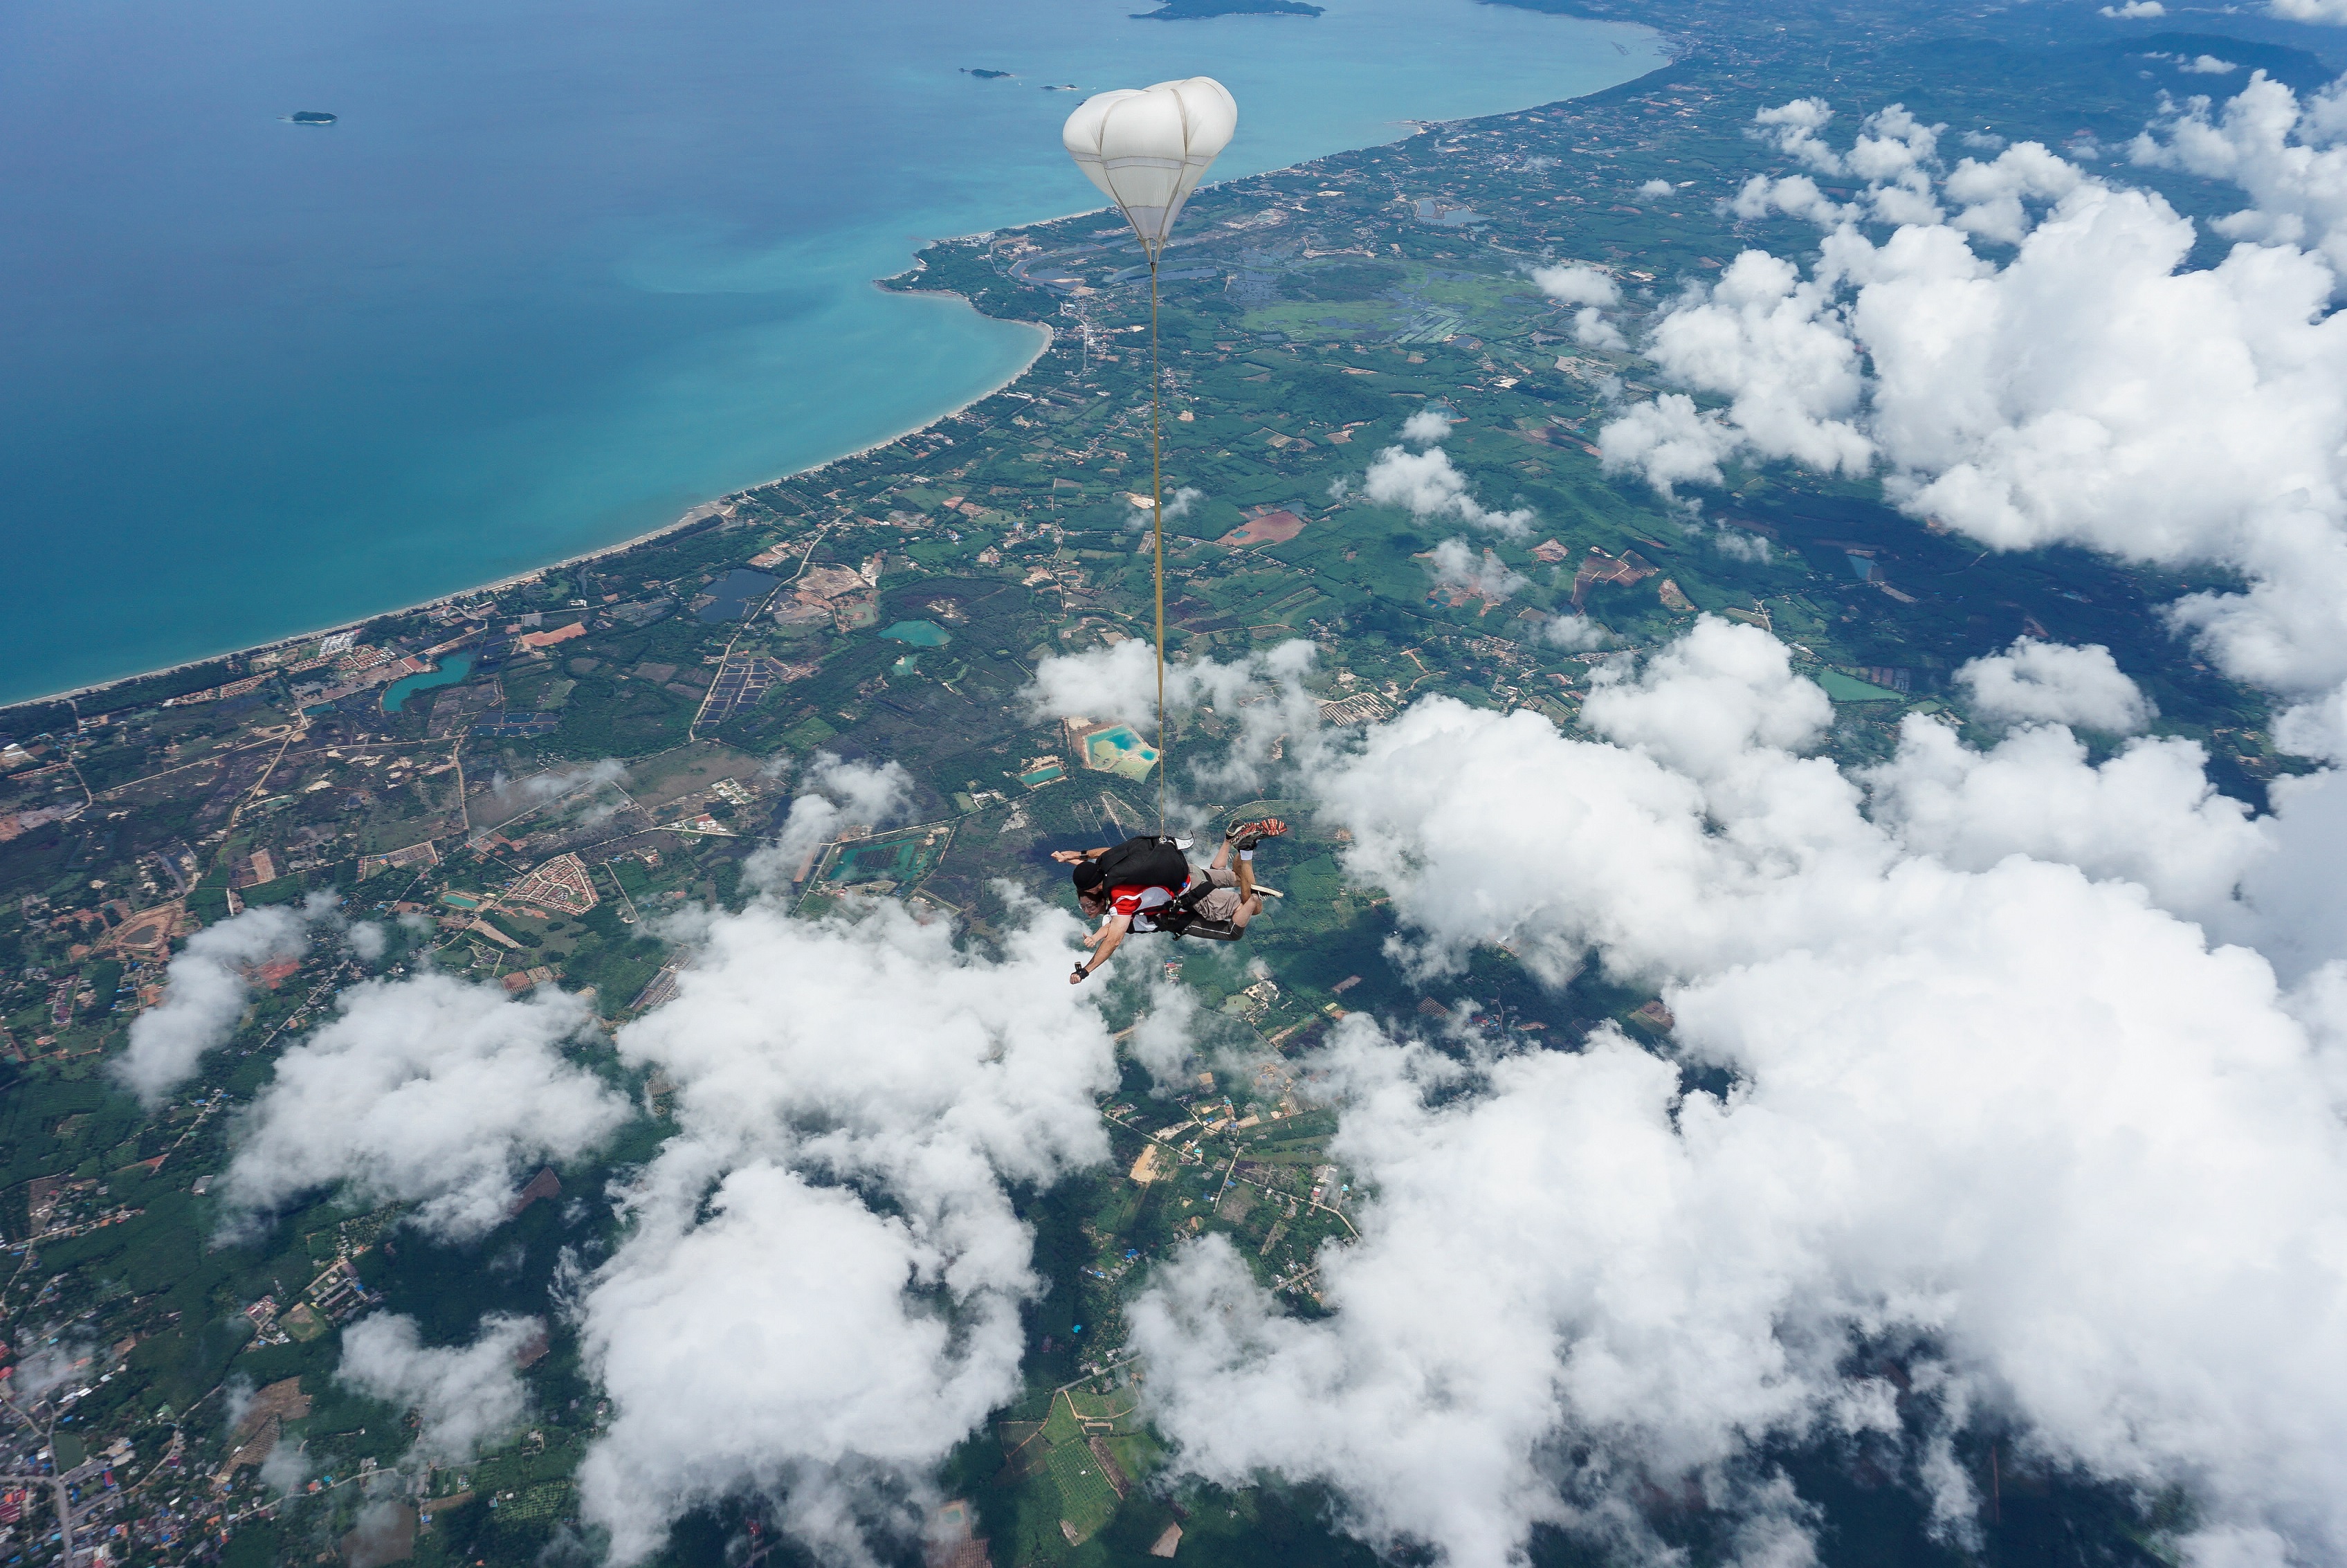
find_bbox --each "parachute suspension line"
[1063,75,1234,841]
[1149,255,1169,837]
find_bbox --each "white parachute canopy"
[1062,77,1239,258]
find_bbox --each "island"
[287,110,337,125]
[961,68,1012,79]
[1133,0,1322,16]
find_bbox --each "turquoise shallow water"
[381,655,475,715]
[0,0,1663,708]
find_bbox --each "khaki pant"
[1188,862,1243,922]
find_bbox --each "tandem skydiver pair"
[1054,819,1286,984]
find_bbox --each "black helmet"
[1072,860,1106,894]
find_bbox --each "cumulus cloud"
[1598,104,2347,751]
[1358,441,1536,536]
[1865,717,2264,929]
[115,895,330,1106]
[2101,0,2164,14]
[2269,0,2347,21]
[1955,637,2153,730]
[1024,639,1325,801]
[1571,306,1628,352]
[223,973,632,1239]
[1398,408,1454,443]
[1596,392,1744,496]
[1530,263,1621,308]
[1428,538,1528,603]
[1132,619,2347,1568]
[1728,172,1851,225]
[1943,141,2083,243]
[1613,250,1874,482]
[1533,265,1630,351]
[1637,177,1676,199]
[1542,612,1611,650]
[1753,96,1844,173]
[749,751,916,891]
[2134,73,2347,282]
[573,896,1117,1564]
[337,1313,538,1461]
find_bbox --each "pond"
[880,619,952,648]
[381,654,473,714]
[697,568,780,622]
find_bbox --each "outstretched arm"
[1051,847,1115,865]
[1072,913,1133,983]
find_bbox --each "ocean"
[0,0,1663,707]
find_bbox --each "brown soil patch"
[1218,508,1306,547]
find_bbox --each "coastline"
[13,309,1054,720]
[5,40,1673,721]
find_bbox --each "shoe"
[1226,817,1288,852]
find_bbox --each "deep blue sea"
[0,0,1663,706]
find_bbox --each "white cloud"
[1358,441,1536,536]
[1596,392,1743,496]
[222,973,632,1240]
[1943,142,2083,243]
[747,751,915,891]
[1399,408,1454,443]
[255,1437,312,1496]
[573,896,1117,1565]
[1131,972,1203,1088]
[1728,174,1852,225]
[337,1313,538,1461]
[1597,120,2347,748]
[1847,103,1944,185]
[1593,232,1888,489]
[1132,620,2347,1568]
[1024,639,1325,804]
[1865,717,2265,929]
[1571,306,1628,352]
[1530,263,1620,309]
[2269,0,2347,21]
[1638,177,1676,199]
[1955,637,2153,730]
[1753,97,1844,174]
[347,921,388,963]
[2133,73,2347,284]
[2186,54,2242,73]
[115,895,331,1106]
[1428,538,1528,603]
[2101,0,2165,15]
[471,758,628,831]
[1710,520,1773,562]
[1542,612,1610,650]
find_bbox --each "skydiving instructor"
[1055,819,1286,983]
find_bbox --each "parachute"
[1061,78,1239,259]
